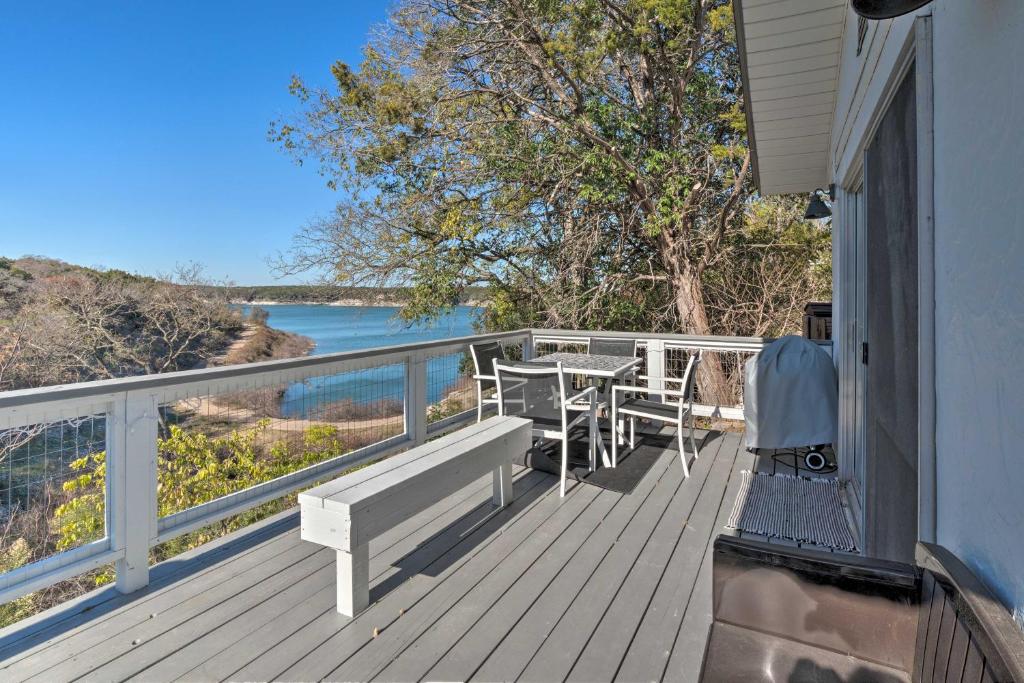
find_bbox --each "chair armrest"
[636,374,684,383]
[612,384,689,399]
[564,386,597,406]
[472,374,496,381]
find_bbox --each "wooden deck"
[0,428,851,682]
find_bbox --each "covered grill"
[744,335,838,472]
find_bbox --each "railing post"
[108,391,158,594]
[645,339,666,403]
[405,353,428,445]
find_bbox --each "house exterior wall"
[929,0,1024,627]
[829,0,1024,625]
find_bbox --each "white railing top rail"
[533,328,771,352]
[0,329,532,413]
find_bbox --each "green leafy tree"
[273,0,755,401]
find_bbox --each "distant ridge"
[211,285,488,307]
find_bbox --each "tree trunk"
[670,266,735,408]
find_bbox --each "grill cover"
[744,335,837,449]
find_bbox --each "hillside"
[0,256,302,391]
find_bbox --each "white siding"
[829,0,1024,625]
[736,0,845,194]
[930,0,1024,627]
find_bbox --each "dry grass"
[223,324,314,365]
[318,398,404,422]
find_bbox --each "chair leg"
[560,435,569,497]
[590,412,598,472]
[677,423,690,478]
[476,382,483,423]
[611,404,618,468]
[629,417,635,450]
[689,409,700,460]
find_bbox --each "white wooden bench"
[299,415,533,617]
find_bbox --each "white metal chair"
[587,337,637,357]
[470,341,506,422]
[493,359,599,497]
[610,351,702,477]
[587,337,640,390]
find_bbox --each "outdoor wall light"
[804,185,835,220]
[851,0,934,20]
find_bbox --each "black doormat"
[516,428,677,494]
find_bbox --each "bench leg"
[492,461,514,507]
[336,544,369,617]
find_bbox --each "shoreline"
[231,300,485,308]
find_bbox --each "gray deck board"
[233,470,554,682]
[0,511,301,666]
[0,428,854,683]
[176,471,520,682]
[450,432,683,683]
[12,530,316,682]
[337,472,606,681]
[572,433,734,682]
[513,436,702,682]
[665,436,754,682]
[402,435,700,682]
[374,483,621,682]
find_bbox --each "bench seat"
[299,415,532,617]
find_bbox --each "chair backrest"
[470,341,506,389]
[493,360,569,430]
[679,350,702,403]
[588,337,637,357]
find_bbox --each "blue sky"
[0,1,390,285]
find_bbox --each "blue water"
[242,305,480,417]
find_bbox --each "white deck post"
[645,339,666,403]
[109,391,158,594]
[492,461,514,507]
[336,544,370,617]
[405,353,428,445]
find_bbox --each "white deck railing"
[0,328,769,606]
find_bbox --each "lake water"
[243,304,480,417]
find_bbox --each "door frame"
[835,15,936,553]
[836,181,867,541]
[914,16,936,546]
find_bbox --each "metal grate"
[534,338,588,356]
[158,363,406,519]
[664,346,756,408]
[0,416,107,571]
[426,351,477,425]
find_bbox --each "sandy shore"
[173,395,406,434]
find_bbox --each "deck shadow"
[378,471,557,593]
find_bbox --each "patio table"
[529,351,641,467]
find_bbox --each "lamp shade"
[804,194,832,220]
